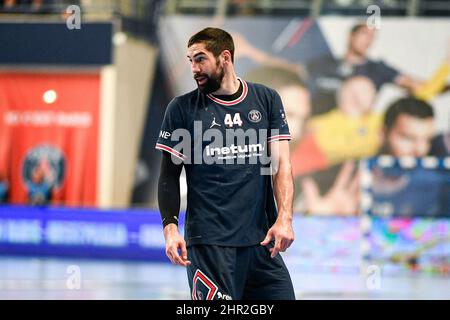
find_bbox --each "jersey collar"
[206,78,248,106]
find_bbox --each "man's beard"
[195,65,224,94]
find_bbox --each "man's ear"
[222,50,232,63]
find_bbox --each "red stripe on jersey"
[268,134,291,142]
[206,78,248,106]
[155,143,186,160]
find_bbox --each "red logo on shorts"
[192,269,218,300]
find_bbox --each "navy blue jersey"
[156,79,291,247]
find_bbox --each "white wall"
[98,35,158,208]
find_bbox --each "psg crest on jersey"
[248,110,262,123]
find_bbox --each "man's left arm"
[374,60,423,92]
[397,41,450,98]
[261,140,295,258]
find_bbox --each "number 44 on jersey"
[224,113,243,128]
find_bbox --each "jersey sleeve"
[376,60,399,84]
[155,98,188,161]
[267,89,291,143]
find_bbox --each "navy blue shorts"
[187,243,295,300]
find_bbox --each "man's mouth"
[195,75,207,86]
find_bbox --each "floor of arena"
[0,256,448,300]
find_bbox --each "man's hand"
[260,217,294,258]
[265,140,295,258]
[302,161,360,216]
[163,224,191,267]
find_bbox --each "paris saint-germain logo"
[248,109,262,123]
[22,144,66,190]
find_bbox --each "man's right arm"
[158,151,183,228]
[158,152,190,266]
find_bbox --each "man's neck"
[344,50,366,65]
[212,73,240,95]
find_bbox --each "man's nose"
[191,62,200,74]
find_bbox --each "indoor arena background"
[0,0,449,299]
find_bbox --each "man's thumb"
[260,231,273,246]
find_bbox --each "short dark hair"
[384,97,434,131]
[188,27,235,63]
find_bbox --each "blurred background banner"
[0,205,361,270]
[0,72,100,206]
[363,157,450,218]
[134,16,450,213]
[0,205,169,261]
[366,217,450,274]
